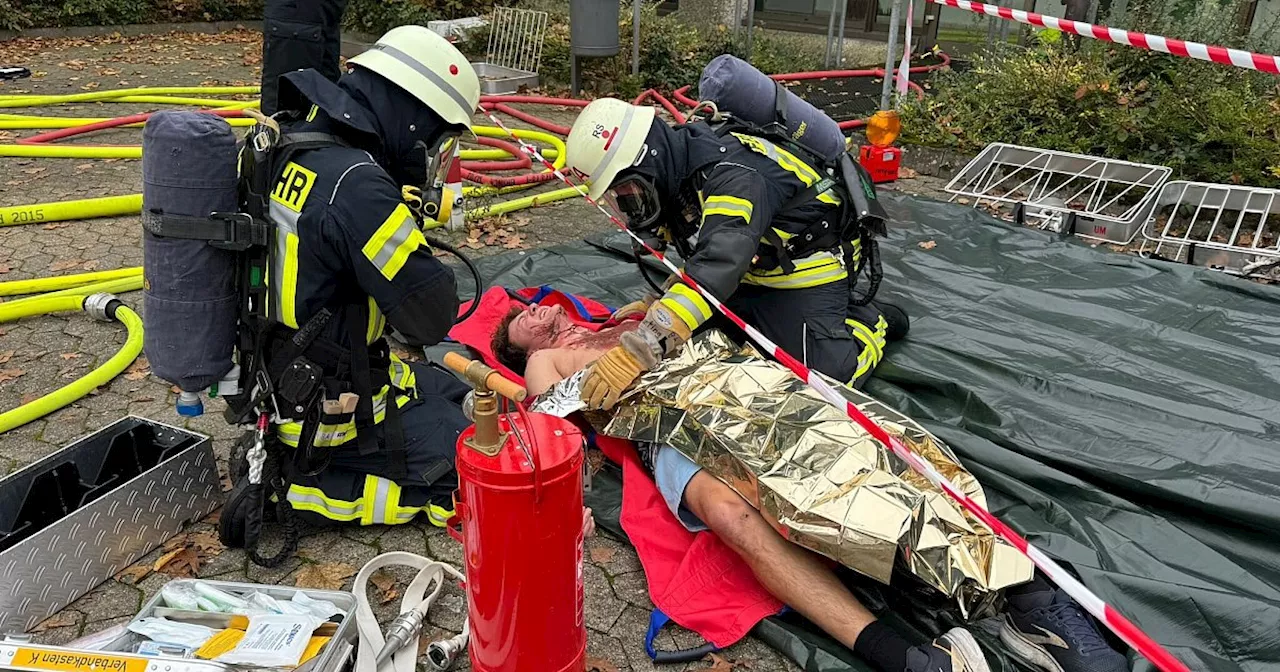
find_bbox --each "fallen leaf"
[370,570,399,604]
[60,352,80,360]
[21,392,40,405]
[295,561,356,590]
[589,545,617,564]
[50,259,85,272]
[116,563,152,584]
[123,357,150,380]
[503,234,526,249]
[155,547,202,577]
[82,260,99,271]
[956,198,971,205]
[898,166,919,179]
[0,368,25,383]
[80,82,100,91]
[133,395,155,403]
[0,351,13,364]
[703,653,741,670]
[0,264,9,274]
[31,611,78,632]
[586,656,621,672]
[42,222,70,230]
[918,240,938,250]
[187,531,224,554]
[1074,84,1091,100]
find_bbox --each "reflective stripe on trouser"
[276,353,417,448]
[286,474,454,526]
[744,250,849,289]
[846,314,888,387]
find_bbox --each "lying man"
[493,302,1129,672]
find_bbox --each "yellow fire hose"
[0,86,259,108]
[0,267,141,296]
[3,276,144,309]
[465,185,583,220]
[0,195,144,227]
[0,293,143,435]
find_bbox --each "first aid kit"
[1,580,357,672]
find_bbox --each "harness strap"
[346,301,381,459]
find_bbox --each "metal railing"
[487,6,549,75]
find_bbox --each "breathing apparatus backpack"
[692,54,889,304]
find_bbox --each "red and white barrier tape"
[933,0,1280,74]
[477,107,1189,672]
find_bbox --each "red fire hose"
[18,108,246,144]
[14,55,954,186]
[461,136,531,172]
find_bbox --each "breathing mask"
[403,133,462,227]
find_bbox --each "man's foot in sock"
[1001,586,1127,672]
[905,627,991,672]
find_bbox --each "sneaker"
[905,627,991,672]
[1000,589,1127,672]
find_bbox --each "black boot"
[872,300,910,342]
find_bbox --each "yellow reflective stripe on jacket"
[702,194,754,224]
[363,203,426,280]
[659,282,713,330]
[276,354,418,448]
[286,475,423,525]
[744,251,848,289]
[730,133,841,206]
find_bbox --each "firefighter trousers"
[704,280,894,389]
[284,363,470,528]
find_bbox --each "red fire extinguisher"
[443,353,587,672]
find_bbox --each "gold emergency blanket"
[595,331,1033,615]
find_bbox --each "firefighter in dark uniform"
[224,26,482,533]
[260,0,348,115]
[564,98,909,409]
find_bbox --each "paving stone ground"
[0,28,957,670]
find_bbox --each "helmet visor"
[603,175,661,230]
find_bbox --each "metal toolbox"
[0,416,220,633]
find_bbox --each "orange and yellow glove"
[581,285,706,410]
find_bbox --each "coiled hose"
[0,293,143,434]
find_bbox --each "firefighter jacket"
[264,69,460,451]
[633,120,854,333]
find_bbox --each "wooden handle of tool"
[443,352,528,402]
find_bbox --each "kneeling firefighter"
[141,26,483,564]
[566,55,909,409]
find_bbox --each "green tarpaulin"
[463,192,1280,672]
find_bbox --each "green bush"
[456,3,820,97]
[902,7,1280,187]
[0,0,263,30]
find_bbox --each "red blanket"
[448,287,782,648]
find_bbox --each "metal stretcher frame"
[1140,180,1280,276]
[944,143,1171,244]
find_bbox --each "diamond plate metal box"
[0,416,220,633]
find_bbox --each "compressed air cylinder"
[698,54,846,163]
[142,111,240,393]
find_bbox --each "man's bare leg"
[681,470,876,649]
